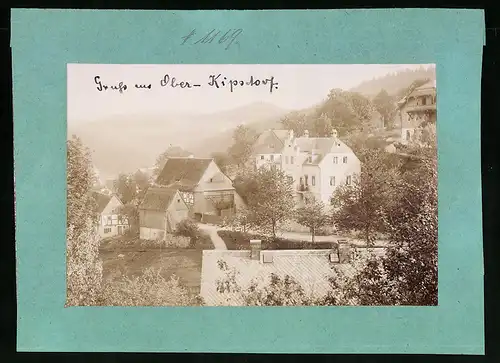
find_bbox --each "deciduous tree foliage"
[235,166,295,239]
[373,89,396,128]
[331,149,402,244]
[227,125,258,167]
[342,147,438,306]
[66,136,103,306]
[101,268,199,306]
[295,196,330,243]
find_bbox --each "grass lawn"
[100,249,204,296]
[100,232,214,251]
[218,230,338,251]
[99,232,213,297]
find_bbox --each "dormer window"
[343,156,348,163]
[333,157,338,164]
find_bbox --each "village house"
[397,80,437,144]
[155,156,245,223]
[138,187,190,240]
[252,128,361,206]
[91,192,129,239]
[200,239,385,306]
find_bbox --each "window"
[287,176,293,184]
[107,216,112,225]
[299,177,303,185]
[343,156,348,163]
[422,97,427,105]
[333,157,338,164]
[311,176,316,186]
[260,155,264,160]
[346,175,352,185]
[285,156,289,164]
[304,175,309,185]
[291,156,294,164]
[330,176,336,186]
[406,130,411,140]
[270,155,274,161]
[104,227,111,234]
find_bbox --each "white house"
[252,128,361,207]
[91,192,129,239]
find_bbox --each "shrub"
[99,267,200,306]
[175,218,200,238]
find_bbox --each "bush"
[175,218,200,238]
[217,230,337,251]
[99,267,201,306]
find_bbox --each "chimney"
[250,239,262,261]
[303,130,309,138]
[337,240,351,263]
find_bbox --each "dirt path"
[198,223,227,250]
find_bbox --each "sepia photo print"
[66,64,438,307]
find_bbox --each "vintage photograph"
[66,64,437,307]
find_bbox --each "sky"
[67,64,434,125]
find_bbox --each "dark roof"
[139,187,180,211]
[91,192,112,213]
[155,157,212,191]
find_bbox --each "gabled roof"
[156,157,212,191]
[298,137,354,165]
[91,192,113,213]
[200,247,385,306]
[139,187,181,211]
[253,129,289,154]
[415,79,436,90]
[397,80,437,106]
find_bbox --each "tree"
[311,113,334,137]
[132,170,151,201]
[346,92,375,125]
[117,203,139,234]
[227,125,258,167]
[211,151,232,174]
[373,89,396,128]
[280,112,309,136]
[295,197,330,243]
[331,149,401,244]
[339,147,438,306]
[113,173,137,205]
[239,166,295,239]
[153,145,193,178]
[66,136,103,306]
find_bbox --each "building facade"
[253,129,361,206]
[155,157,245,222]
[397,80,437,144]
[138,187,190,240]
[91,192,129,239]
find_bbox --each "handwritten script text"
[93,73,279,94]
